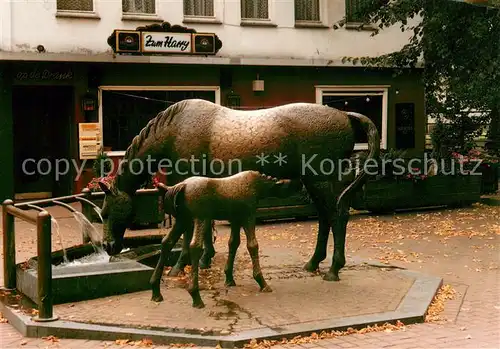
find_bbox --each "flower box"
[352,174,482,213]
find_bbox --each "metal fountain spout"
[52,200,78,213]
[76,188,103,213]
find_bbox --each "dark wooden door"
[12,86,73,198]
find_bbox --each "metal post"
[2,199,16,290]
[32,210,58,322]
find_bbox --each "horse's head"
[98,181,134,255]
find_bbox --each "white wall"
[1,0,418,61]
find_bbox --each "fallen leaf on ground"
[243,321,406,348]
[130,338,154,347]
[42,335,59,343]
[425,284,456,323]
[115,339,130,345]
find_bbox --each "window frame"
[294,0,321,23]
[240,0,275,26]
[183,0,214,17]
[315,85,389,150]
[183,0,223,24]
[122,0,157,15]
[98,85,221,156]
[55,0,100,19]
[345,0,368,23]
[344,0,383,31]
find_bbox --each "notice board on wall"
[395,103,415,149]
[78,123,101,160]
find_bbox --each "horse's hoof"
[168,266,182,277]
[151,293,164,302]
[323,271,340,282]
[260,285,273,293]
[192,300,205,309]
[225,279,236,287]
[303,260,319,273]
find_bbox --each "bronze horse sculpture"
[98,98,380,283]
[145,170,301,308]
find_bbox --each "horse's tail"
[336,111,380,210]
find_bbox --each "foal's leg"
[168,220,194,277]
[302,179,332,273]
[224,220,241,287]
[150,221,185,302]
[242,216,272,292]
[199,219,216,269]
[187,219,209,308]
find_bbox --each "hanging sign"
[107,21,223,55]
[141,32,192,53]
[78,123,101,159]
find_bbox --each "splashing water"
[93,206,103,223]
[72,211,105,254]
[54,249,110,268]
[51,218,69,264]
[53,211,111,267]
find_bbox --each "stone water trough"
[3,190,181,308]
[16,237,182,305]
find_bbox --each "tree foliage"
[339,0,500,156]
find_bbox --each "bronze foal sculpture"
[98,99,380,283]
[144,170,300,308]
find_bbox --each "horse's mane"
[116,100,187,190]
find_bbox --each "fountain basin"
[16,237,183,305]
[16,259,153,305]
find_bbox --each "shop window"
[295,0,320,22]
[184,0,214,17]
[57,0,93,11]
[101,89,217,152]
[241,0,269,19]
[122,0,155,14]
[317,87,388,150]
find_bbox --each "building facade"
[0,0,425,201]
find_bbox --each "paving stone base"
[0,257,443,348]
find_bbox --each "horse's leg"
[302,179,332,273]
[242,216,272,292]
[199,219,216,269]
[324,181,350,281]
[168,220,193,277]
[224,220,241,287]
[150,221,185,302]
[187,219,208,308]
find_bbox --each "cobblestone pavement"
[1,200,499,349]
